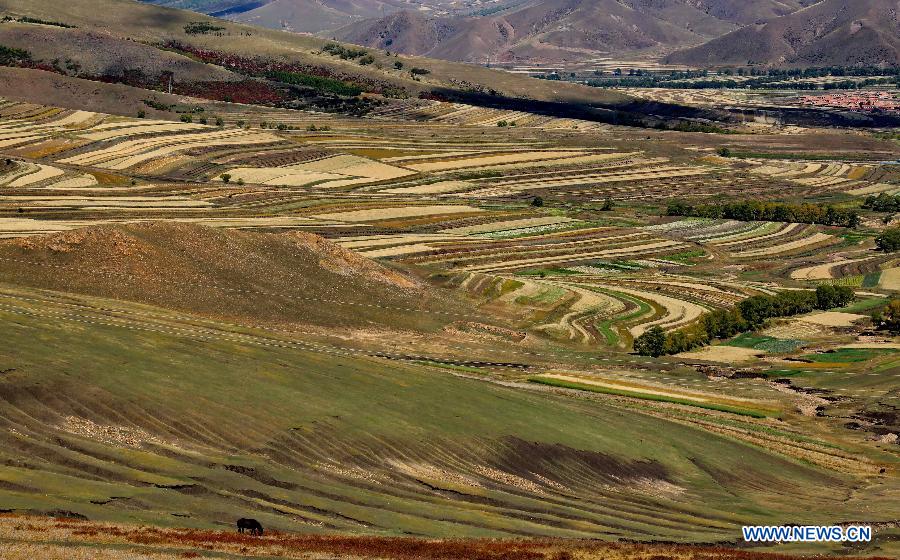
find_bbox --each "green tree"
[221,173,231,184]
[634,326,666,357]
[816,285,854,310]
[737,296,774,328]
[531,196,544,207]
[876,227,900,252]
[873,299,900,333]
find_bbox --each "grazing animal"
[237,518,264,536]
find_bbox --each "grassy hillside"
[0,285,894,543]
[0,0,630,106]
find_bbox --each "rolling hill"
[0,279,886,537]
[0,222,462,332]
[333,0,818,63]
[140,0,820,64]
[666,0,900,67]
[0,0,633,108]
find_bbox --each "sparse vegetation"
[184,21,225,35]
[4,15,74,28]
[0,45,32,66]
[268,71,363,97]
[322,43,368,60]
[872,298,900,333]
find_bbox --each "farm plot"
[459,164,785,203]
[3,163,64,187]
[533,282,628,343]
[283,154,415,185]
[59,128,284,171]
[589,284,708,337]
[405,150,593,173]
[440,216,580,236]
[380,180,476,195]
[734,231,835,258]
[790,256,880,281]
[879,267,900,290]
[313,205,484,222]
[373,99,611,132]
[441,238,687,273]
[678,345,766,363]
[653,220,841,260]
[747,159,873,193]
[215,167,345,186]
[797,311,867,327]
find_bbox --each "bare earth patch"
[678,345,765,363]
[799,311,867,327]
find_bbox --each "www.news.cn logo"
[743,525,872,543]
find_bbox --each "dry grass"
[799,311,867,327]
[678,345,766,363]
[0,515,889,560]
[879,267,900,290]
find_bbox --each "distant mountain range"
[332,0,823,64]
[139,0,900,67]
[666,0,900,67]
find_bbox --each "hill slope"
[0,285,884,538]
[0,0,631,106]
[667,0,900,67]
[0,222,456,331]
[334,0,816,63]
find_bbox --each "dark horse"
[237,518,264,536]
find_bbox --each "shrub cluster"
[863,193,900,213]
[875,226,900,252]
[635,286,855,356]
[0,45,32,66]
[184,22,225,35]
[268,71,363,97]
[872,299,900,334]
[667,200,860,228]
[3,15,74,27]
[322,43,368,60]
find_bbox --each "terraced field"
[0,89,899,558]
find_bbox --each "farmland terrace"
[0,65,898,558]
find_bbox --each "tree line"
[667,200,860,228]
[634,286,855,357]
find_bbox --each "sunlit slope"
[0,222,455,331]
[1,0,630,106]
[0,289,887,540]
